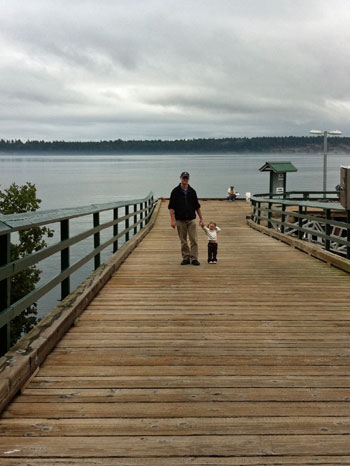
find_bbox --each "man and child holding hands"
[168,171,221,265]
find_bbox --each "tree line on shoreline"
[1,136,350,153]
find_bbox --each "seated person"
[335,184,341,199]
[227,185,237,201]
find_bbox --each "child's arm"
[216,226,221,232]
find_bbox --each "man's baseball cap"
[180,171,190,178]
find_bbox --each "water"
[1,151,350,325]
[1,152,350,207]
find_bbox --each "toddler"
[201,221,221,264]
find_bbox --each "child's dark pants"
[208,241,218,262]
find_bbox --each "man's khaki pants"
[176,219,198,260]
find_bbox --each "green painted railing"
[250,191,350,259]
[256,190,340,201]
[0,192,155,355]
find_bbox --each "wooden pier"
[1,199,350,464]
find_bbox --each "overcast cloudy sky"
[1,0,349,141]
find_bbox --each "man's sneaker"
[181,259,191,265]
[191,259,200,266]
[213,260,217,264]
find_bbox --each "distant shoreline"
[1,150,350,155]
[1,136,350,154]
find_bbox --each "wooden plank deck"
[2,199,350,464]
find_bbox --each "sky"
[1,0,350,141]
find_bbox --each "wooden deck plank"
[1,200,350,462]
[26,375,350,388]
[37,350,350,366]
[2,459,350,466]
[3,435,350,457]
[35,364,350,377]
[30,347,350,356]
[4,401,350,418]
[16,387,350,402]
[2,416,350,436]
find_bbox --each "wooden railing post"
[298,206,303,240]
[146,198,152,224]
[257,202,261,225]
[60,219,70,300]
[146,199,150,225]
[325,209,331,252]
[125,205,129,242]
[134,204,137,235]
[251,200,255,221]
[113,208,118,253]
[140,202,144,229]
[0,233,11,354]
[267,202,272,229]
[93,213,100,269]
[347,210,350,260]
[281,204,286,234]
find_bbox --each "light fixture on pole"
[309,129,342,197]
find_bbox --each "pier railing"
[0,192,155,354]
[250,191,350,259]
[275,190,340,201]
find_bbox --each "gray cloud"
[0,0,349,140]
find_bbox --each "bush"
[0,182,53,346]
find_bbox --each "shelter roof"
[259,161,297,173]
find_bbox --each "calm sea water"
[1,151,350,207]
[1,151,350,322]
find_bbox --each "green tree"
[0,183,53,346]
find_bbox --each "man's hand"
[169,209,176,229]
[197,208,204,227]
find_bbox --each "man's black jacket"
[168,184,201,220]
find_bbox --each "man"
[227,186,237,201]
[168,171,205,265]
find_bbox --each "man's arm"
[191,188,204,226]
[168,188,177,229]
[197,208,205,227]
[169,208,176,229]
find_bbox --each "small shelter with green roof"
[259,161,297,195]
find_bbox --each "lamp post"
[309,129,342,197]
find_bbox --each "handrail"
[0,195,154,234]
[0,192,155,354]
[250,197,344,211]
[250,191,350,261]
[252,190,340,202]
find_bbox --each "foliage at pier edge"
[1,136,350,153]
[0,183,53,345]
